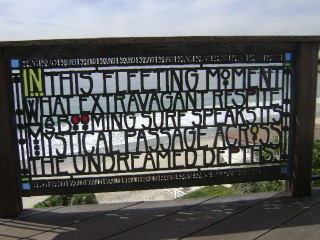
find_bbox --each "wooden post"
[0,48,23,217]
[286,42,320,196]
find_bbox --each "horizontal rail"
[1,36,320,47]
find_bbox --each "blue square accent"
[22,183,31,190]
[11,59,20,68]
[281,167,288,174]
[285,53,292,61]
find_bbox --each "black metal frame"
[6,41,294,196]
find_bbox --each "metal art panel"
[9,49,293,196]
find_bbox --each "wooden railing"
[0,36,319,217]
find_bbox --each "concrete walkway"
[2,188,320,239]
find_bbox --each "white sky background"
[0,0,319,41]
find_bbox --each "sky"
[0,0,320,41]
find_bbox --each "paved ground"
[2,188,320,240]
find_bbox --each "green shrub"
[313,140,320,169]
[312,140,320,186]
[234,180,284,194]
[180,185,237,199]
[33,193,97,208]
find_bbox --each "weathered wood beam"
[0,48,23,217]
[286,42,320,196]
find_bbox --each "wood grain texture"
[0,48,23,217]
[286,42,320,196]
